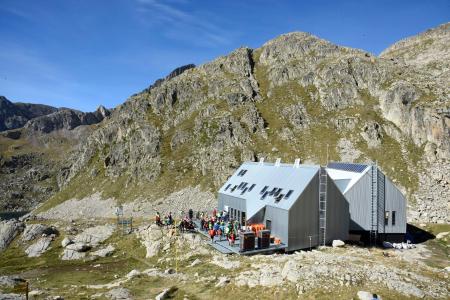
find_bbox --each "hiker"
[155,212,162,226]
[189,209,194,220]
[168,212,173,225]
[209,228,215,243]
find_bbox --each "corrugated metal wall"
[384,176,407,233]
[288,172,319,250]
[264,206,289,248]
[218,193,246,212]
[325,173,349,243]
[345,171,372,231]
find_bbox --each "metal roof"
[327,162,369,173]
[325,163,372,194]
[219,161,320,220]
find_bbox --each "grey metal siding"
[345,172,372,231]
[325,173,349,243]
[384,177,407,234]
[288,172,319,250]
[218,193,246,213]
[264,206,289,248]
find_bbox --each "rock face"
[24,106,111,134]
[25,237,52,257]
[91,244,115,257]
[22,224,56,241]
[0,96,57,131]
[2,23,450,223]
[0,102,110,211]
[73,225,115,246]
[0,220,23,251]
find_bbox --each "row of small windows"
[224,182,256,195]
[225,182,294,204]
[260,186,294,202]
[384,211,396,226]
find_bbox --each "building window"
[384,211,389,226]
[260,186,268,194]
[285,190,293,199]
[238,169,247,176]
[248,184,256,191]
[392,211,396,226]
[224,184,231,191]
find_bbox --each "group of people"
[199,209,241,246]
[154,208,242,246]
[155,212,173,226]
[155,210,196,232]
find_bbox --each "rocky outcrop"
[0,96,57,131]
[73,225,115,246]
[22,224,56,241]
[25,237,53,257]
[24,106,111,134]
[0,220,23,251]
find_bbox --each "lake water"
[0,211,29,220]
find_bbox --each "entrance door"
[266,219,272,230]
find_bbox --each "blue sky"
[0,0,448,111]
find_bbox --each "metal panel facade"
[325,173,350,243]
[218,193,246,213]
[384,177,407,233]
[288,172,319,250]
[264,206,289,248]
[345,171,372,231]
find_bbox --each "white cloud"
[135,0,235,47]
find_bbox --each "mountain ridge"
[1,24,449,224]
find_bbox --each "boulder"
[0,276,25,288]
[0,293,25,300]
[105,288,132,300]
[189,259,201,267]
[215,276,230,287]
[91,245,115,257]
[332,240,345,247]
[126,269,141,279]
[357,291,382,300]
[155,288,170,300]
[65,242,90,252]
[281,260,301,282]
[25,237,52,257]
[73,225,115,246]
[61,249,86,260]
[22,224,47,241]
[0,220,24,251]
[436,231,449,239]
[61,237,72,247]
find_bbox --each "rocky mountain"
[1,23,449,223]
[0,104,111,211]
[0,96,57,131]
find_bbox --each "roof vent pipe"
[259,157,265,165]
[275,158,281,167]
[294,158,300,168]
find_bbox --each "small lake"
[0,211,29,220]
